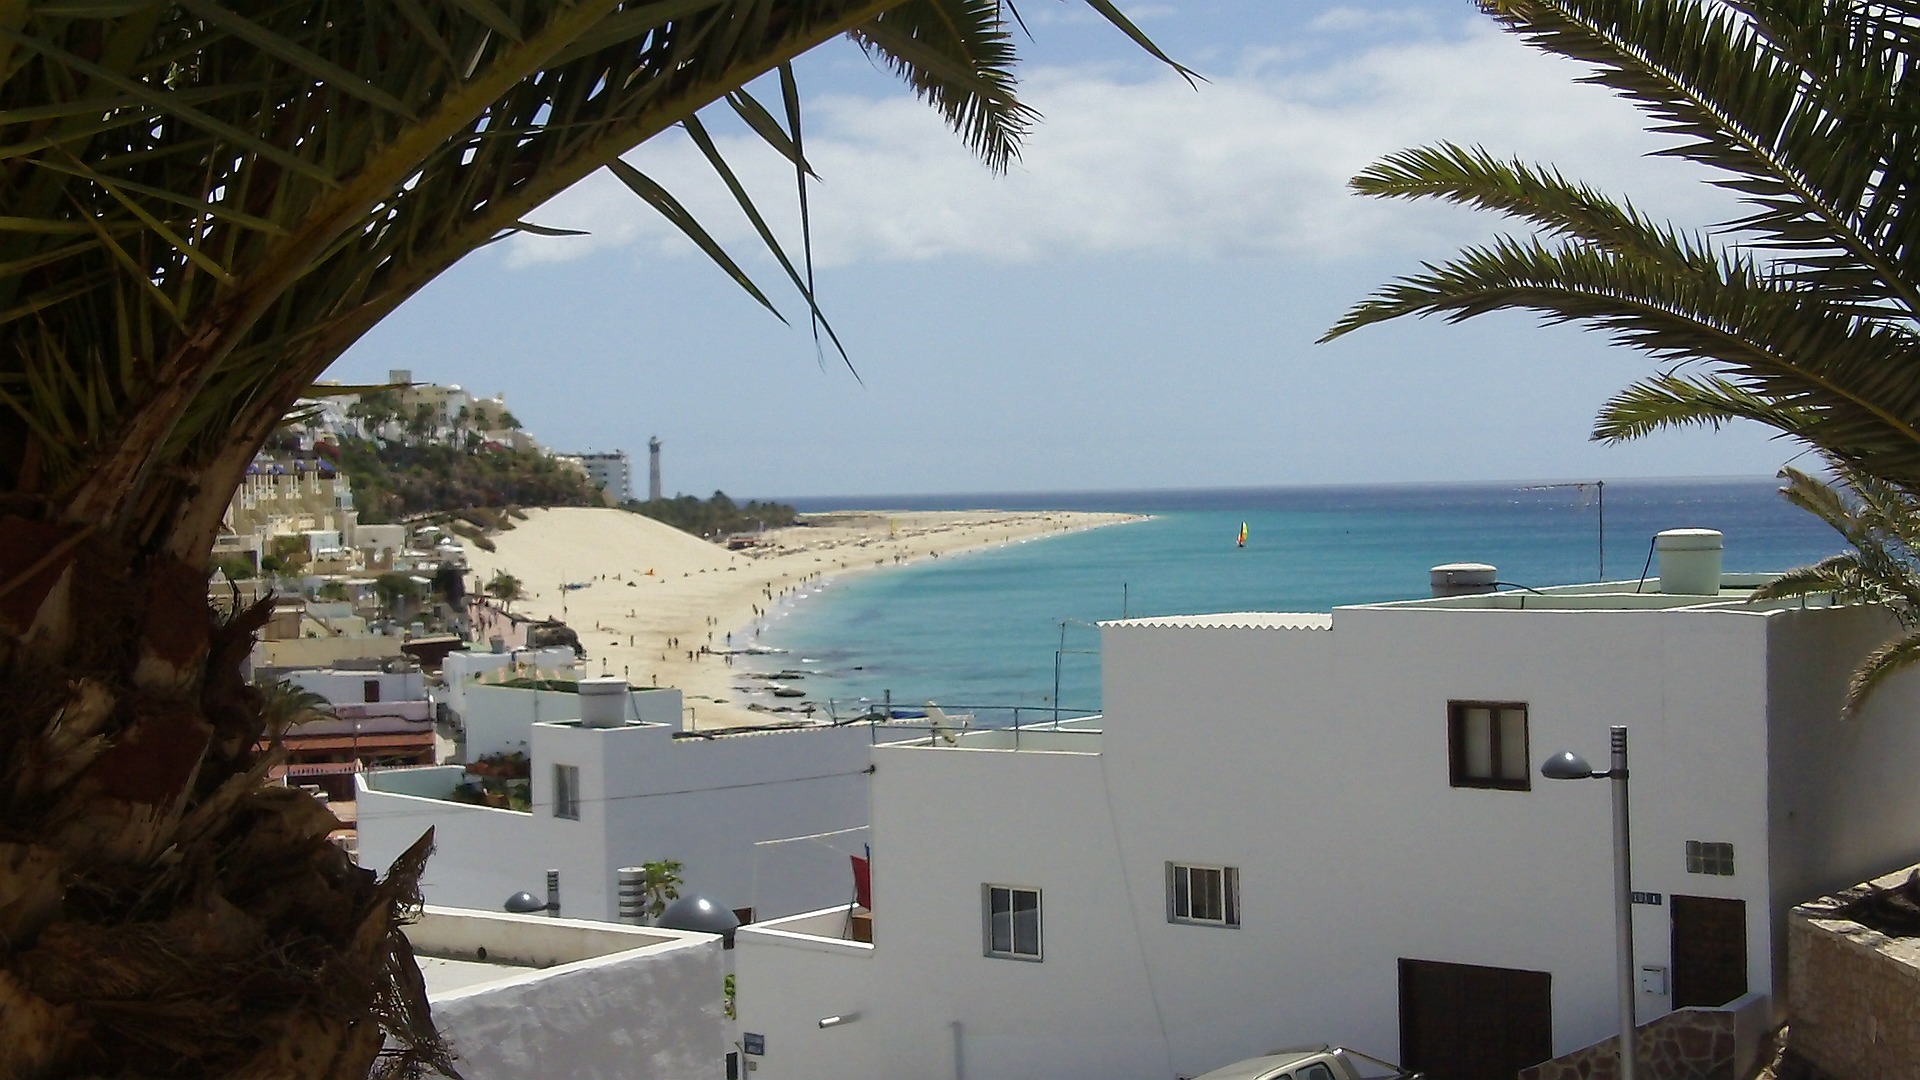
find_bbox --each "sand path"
[463,507,1143,729]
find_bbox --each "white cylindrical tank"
[1431,563,1498,597]
[578,675,630,728]
[1656,529,1724,595]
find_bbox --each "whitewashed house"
[733,532,1920,1080]
[358,677,881,924]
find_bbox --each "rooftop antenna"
[1521,480,1606,579]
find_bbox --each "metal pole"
[1596,481,1606,580]
[1610,726,1635,1080]
[1053,622,1066,722]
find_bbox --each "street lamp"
[503,869,561,917]
[1541,726,1636,1080]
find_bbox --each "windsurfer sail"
[1236,521,1248,548]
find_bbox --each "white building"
[560,450,632,503]
[358,677,882,925]
[285,665,427,706]
[412,905,728,1079]
[734,535,1920,1080]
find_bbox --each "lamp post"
[503,868,561,918]
[1541,726,1635,1080]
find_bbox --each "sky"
[331,1,1803,502]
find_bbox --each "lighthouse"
[648,436,662,502]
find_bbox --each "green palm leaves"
[1753,457,1920,714]
[0,1,1173,560]
[1324,0,1920,490]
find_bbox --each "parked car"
[1189,1046,1421,1080]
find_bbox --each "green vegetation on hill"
[625,491,797,539]
[330,434,602,523]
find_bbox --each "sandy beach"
[462,507,1143,729]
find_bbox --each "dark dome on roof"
[658,895,739,944]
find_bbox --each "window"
[1686,840,1734,876]
[983,885,1042,960]
[1449,702,1530,790]
[1294,1066,1336,1080]
[1167,863,1240,927]
[363,679,381,703]
[553,764,580,820]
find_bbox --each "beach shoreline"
[463,507,1145,729]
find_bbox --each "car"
[1188,1045,1421,1080]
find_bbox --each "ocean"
[748,478,1845,721]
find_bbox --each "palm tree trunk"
[0,479,450,1077]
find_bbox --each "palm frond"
[1480,0,1920,315]
[1844,631,1920,717]
[850,0,1035,172]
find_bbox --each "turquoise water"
[749,479,1844,719]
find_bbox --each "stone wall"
[1519,1007,1736,1080]
[1789,864,1920,1080]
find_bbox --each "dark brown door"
[1671,895,1747,1008]
[1400,958,1553,1080]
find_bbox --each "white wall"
[1765,604,1920,993]
[356,772,549,907]
[538,720,872,921]
[1275,604,1777,1060]
[734,907,879,1080]
[360,719,877,924]
[452,680,583,760]
[874,740,1165,1080]
[440,648,580,718]
[734,739,1167,1080]
[286,667,424,705]
[420,910,728,1080]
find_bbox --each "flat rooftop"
[416,953,541,997]
[1362,573,1833,612]
[1103,573,1846,627]
[407,906,719,1001]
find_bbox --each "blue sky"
[331,1,1801,501]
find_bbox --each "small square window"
[1686,840,1734,876]
[1449,701,1530,790]
[983,884,1042,960]
[553,764,580,820]
[1167,863,1240,927]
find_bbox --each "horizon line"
[756,472,1794,507]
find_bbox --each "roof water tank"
[578,676,630,728]
[1431,563,1498,597]
[1655,529,1724,595]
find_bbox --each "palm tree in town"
[485,571,527,614]
[1325,0,1920,487]
[0,2,1177,1075]
[1322,1,1920,709]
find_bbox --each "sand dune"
[464,507,1143,729]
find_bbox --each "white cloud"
[507,20,1738,271]
[1309,6,1441,36]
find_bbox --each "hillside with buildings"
[300,372,608,520]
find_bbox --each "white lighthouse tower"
[648,436,662,502]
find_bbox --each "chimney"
[578,676,630,728]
